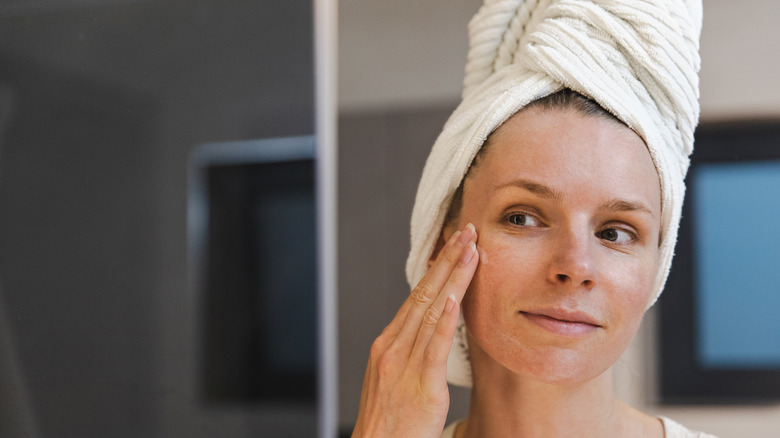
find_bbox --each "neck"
[458,343,660,438]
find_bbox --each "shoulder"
[440,420,461,438]
[660,416,720,438]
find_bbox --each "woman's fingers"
[392,224,477,348]
[420,294,460,389]
[380,227,465,339]
[352,223,479,438]
[411,236,478,364]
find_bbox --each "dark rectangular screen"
[659,120,780,403]
[693,161,780,369]
[202,159,317,404]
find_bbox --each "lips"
[519,308,602,337]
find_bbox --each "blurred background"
[0,0,778,437]
[0,1,322,436]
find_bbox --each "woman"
[352,0,716,437]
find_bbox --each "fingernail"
[458,223,475,245]
[460,242,476,264]
[444,294,457,314]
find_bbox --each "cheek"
[603,254,659,342]
[612,252,659,309]
[463,236,544,319]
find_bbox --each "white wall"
[339,0,780,435]
[698,0,780,121]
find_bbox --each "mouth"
[519,308,602,337]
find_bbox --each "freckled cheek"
[465,237,544,311]
[606,257,658,322]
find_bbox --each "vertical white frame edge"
[315,0,338,437]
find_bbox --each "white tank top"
[439,416,719,438]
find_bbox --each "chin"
[514,348,611,386]
[468,326,618,387]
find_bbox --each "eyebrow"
[490,178,564,201]
[491,178,656,217]
[600,199,655,217]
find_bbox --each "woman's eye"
[597,228,633,244]
[508,214,540,227]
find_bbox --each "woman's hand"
[352,223,479,438]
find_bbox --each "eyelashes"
[506,213,542,227]
[596,226,637,245]
[504,210,640,245]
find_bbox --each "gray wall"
[0,1,314,436]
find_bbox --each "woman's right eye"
[507,213,540,227]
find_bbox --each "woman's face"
[452,106,661,385]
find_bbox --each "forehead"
[467,107,660,211]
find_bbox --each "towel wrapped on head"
[404,0,702,387]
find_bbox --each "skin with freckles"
[443,106,664,437]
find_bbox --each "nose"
[547,229,597,290]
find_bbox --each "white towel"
[405,0,702,387]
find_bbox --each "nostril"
[556,274,568,282]
[582,279,594,288]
